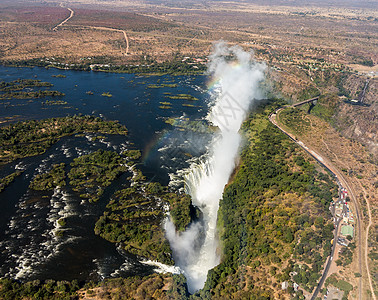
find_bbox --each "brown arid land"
[0,0,376,299]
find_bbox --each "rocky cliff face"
[334,77,377,159]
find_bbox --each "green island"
[29,163,66,191]
[68,150,127,203]
[101,92,113,97]
[0,90,65,100]
[0,79,53,92]
[0,115,128,164]
[147,83,178,88]
[165,94,199,101]
[165,117,215,134]
[159,101,172,106]
[159,105,172,109]
[0,170,23,193]
[42,100,68,105]
[51,74,66,78]
[94,176,195,264]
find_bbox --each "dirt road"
[52,7,129,56]
[53,7,74,31]
[84,26,129,56]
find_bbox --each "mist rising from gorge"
[165,42,266,293]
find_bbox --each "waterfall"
[165,42,266,294]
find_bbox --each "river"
[0,66,209,282]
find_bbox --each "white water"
[165,42,266,293]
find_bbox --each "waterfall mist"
[165,42,266,294]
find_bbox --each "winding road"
[52,7,74,31]
[269,107,367,300]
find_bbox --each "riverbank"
[0,58,207,76]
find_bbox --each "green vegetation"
[310,95,338,122]
[159,101,172,106]
[165,117,215,134]
[0,278,80,300]
[42,100,68,105]
[0,171,23,193]
[51,74,67,78]
[68,150,127,203]
[95,177,195,263]
[147,83,178,88]
[325,274,353,298]
[337,242,356,267]
[297,86,320,101]
[3,58,207,75]
[0,79,53,92]
[279,108,311,134]
[192,100,337,298]
[0,115,128,164]
[163,192,194,232]
[95,185,173,263]
[0,90,65,100]
[122,149,142,160]
[57,218,66,227]
[165,94,199,101]
[101,92,113,97]
[84,274,189,299]
[29,163,66,191]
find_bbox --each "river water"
[0,66,209,282]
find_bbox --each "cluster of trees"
[29,163,66,191]
[336,241,355,267]
[94,183,173,264]
[2,58,207,75]
[0,78,64,100]
[165,94,199,101]
[0,79,53,92]
[41,100,68,106]
[0,278,80,300]
[94,177,196,264]
[68,150,127,203]
[0,171,23,193]
[0,90,65,100]
[0,115,128,164]
[92,61,207,75]
[325,274,353,300]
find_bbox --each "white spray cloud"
[165,41,266,294]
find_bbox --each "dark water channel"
[0,66,210,282]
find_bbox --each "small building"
[281,281,288,290]
[341,225,354,238]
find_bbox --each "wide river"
[0,66,209,282]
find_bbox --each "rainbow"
[142,60,242,164]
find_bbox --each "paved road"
[311,191,347,300]
[269,109,363,300]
